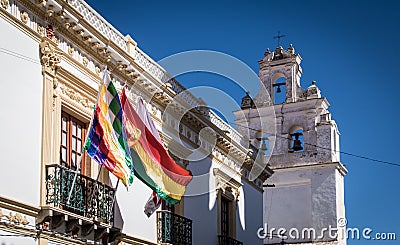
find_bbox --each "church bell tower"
[234,44,347,244]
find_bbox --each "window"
[60,112,86,173]
[221,197,229,237]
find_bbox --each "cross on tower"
[273,31,286,47]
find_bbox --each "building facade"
[0,0,272,245]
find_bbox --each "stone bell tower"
[234,45,347,244]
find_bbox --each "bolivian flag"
[121,89,192,204]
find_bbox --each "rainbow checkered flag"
[84,69,134,186]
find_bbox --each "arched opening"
[273,77,286,104]
[288,127,304,153]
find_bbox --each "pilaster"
[39,37,61,206]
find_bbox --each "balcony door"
[60,112,86,174]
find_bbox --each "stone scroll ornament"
[39,40,60,69]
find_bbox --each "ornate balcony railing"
[218,235,243,245]
[157,210,192,245]
[45,164,116,223]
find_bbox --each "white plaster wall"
[236,181,263,245]
[0,17,42,206]
[264,165,340,244]
[184,156,218,245]
[0,230,36,245]
[311,167,337,238]
[335,171,346,244]
[111,174,157,243]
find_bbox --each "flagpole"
[87,164,104,210]
[67,68,107,205]
[66,156,81,205]
[66,105,96,205]
[85,68,114,209]
[110,179,120,217]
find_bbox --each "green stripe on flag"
[107,82,117,96]
[118,136,125,150]
[131,150,180,204]
[113,118,122,134]
[109,98,120,116]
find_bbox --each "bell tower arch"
[254,44,303,106]
[234,44,347,244]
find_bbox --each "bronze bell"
[292,139,303,151]
[291,132,303,152]
[260,141,268,151]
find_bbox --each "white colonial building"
[0,0,273,245]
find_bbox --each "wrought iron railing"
[218,235,243,245]
[45,164,115,223]
[157,211,192,245]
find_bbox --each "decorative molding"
[37,24,45,36]
[5,212,30,226]
[59,82,94,110]
[0,195,40,217]
[95,66,100,75]
[213,168,242,201]
[35,0,47,8]
[54,35,60,45]
[39,39,60,69]
[67,0,127,51]
[68,45,74,56]
[1,0,9,9]
[82,56,88,67]
[20,10,29,23]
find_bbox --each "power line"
[2,46,398,168]
[0,47,40,65]
[230,121,400,168]
[0,234,29,237]
[186,106,400,168]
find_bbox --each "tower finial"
[273,31,286,47]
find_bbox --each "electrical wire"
[0,48,40,65]
[2,46,398,168]
[0,234,29,237]
[187,108,400,168]
[230,121,400,167]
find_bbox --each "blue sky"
[86,0,400,243]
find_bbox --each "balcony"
[157,210,192,245]
[37,164,119,243]
[45,164,116,223]
[218,235,243,245]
